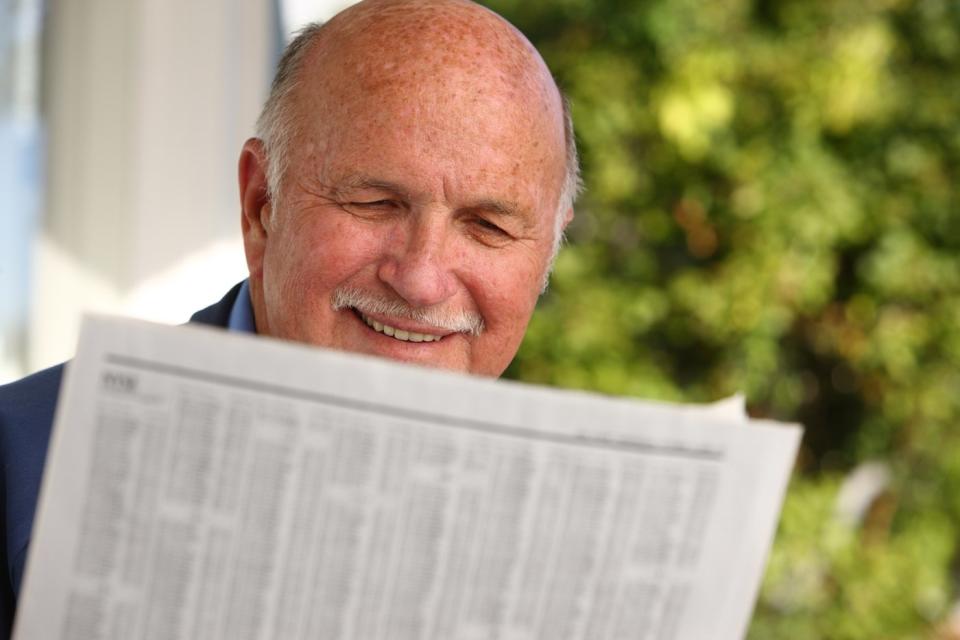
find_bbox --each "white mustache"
[331,287,485,336]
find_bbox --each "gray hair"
[256,21,582,269]
[255,23,326,206]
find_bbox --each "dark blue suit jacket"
[0,284,241,637]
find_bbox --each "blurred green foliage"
[486,0,960,636]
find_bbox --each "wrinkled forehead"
[308,64,557,160]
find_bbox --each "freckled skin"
[239,0,569,376]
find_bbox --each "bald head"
[240,0,579,375]
[256,0,579,252]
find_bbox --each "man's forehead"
[298,74,563,192]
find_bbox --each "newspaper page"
[14,316,801,640]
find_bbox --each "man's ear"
[238,138,272,279]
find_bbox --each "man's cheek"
[484,256,544,300]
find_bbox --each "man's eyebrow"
[468,198,523,218]
[335,174,412,198]
[333,174,531,222]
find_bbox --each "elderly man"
[0,0,577,633]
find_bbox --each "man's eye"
[350,200,398,209]
[340,200,403,219]
[468,217,514,247]
[473,218,508,235]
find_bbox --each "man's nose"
[376,215,458,309]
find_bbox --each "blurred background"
[3,0,960,637]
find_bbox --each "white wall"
[7,0,361,381]
[0,0,44,383]
[26,0,275,375]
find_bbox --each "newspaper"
[14,316,801,640]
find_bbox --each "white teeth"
[360,312,442,343]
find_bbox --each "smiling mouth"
[355,310,444,343]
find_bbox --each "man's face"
[242,55,567,377]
